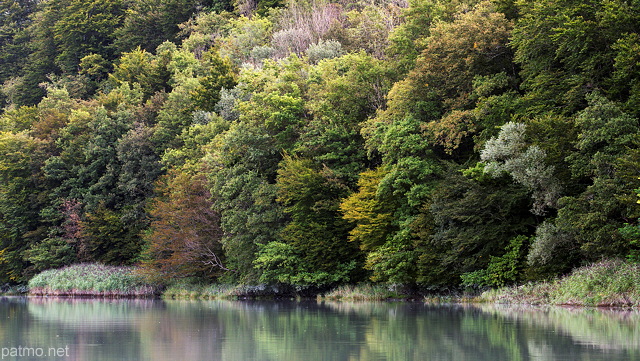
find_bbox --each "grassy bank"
[24,259,640,306]
[162,283,239,300]
[161,283,305,300]
[28,263,160,297]
[480,259,640,307]
[162,283,417,301]
[320,284,408,301]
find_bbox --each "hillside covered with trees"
[1,0,639,290]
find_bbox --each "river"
[0,297,638,360]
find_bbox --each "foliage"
[275,155,360,282]
[340,168,394,251]
[115,0,223,53]
[306,39,343,64]
[425,164,534,284]
[511,0,640,115]
[554,94,640,261]
[481,122,561,215]
[1,0,639,291]
[619,182,640,262]
[461,236,528,288]
[80,204,143,265]
[140,171,226,282]
[253,241,356,286]
[22,237,76,274]
[206,121,285,282]
[0,130,46,282]
[191,49,237,111]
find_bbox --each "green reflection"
[0,297,637,361]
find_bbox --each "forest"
[0,0,639,290]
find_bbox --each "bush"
[306,40,343,64]
[461,236,527,288]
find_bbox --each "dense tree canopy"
[1,0,639,288]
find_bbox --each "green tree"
[0,0,36,99]
[421,164,534,285]
[80,203,141,264]
[340,168,394,253]
[115,0,225,53]
[11,0,127,105]
[460,235,529,287]
[191,49,237,111]
[50,0,125,74]
[270,155,362,286]
[206,121,285,282]
[385,0,458,75]
[204,56,310,282]
[557,95,640,259]
[0,131,45,282]
[511,0,640,116]
[301,52,390,185]
[11,3,58,105]
[526,94,640,272]
[383,0,514,124]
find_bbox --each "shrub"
[461,236,527,288]
[306,40,343,64]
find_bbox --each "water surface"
[0,297,638,360]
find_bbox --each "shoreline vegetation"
[479,259,640,307]
[26,264,160,298]
[4,259,638,308]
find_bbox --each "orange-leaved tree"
[140,170,227,282]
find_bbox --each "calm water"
[0,297,638,361]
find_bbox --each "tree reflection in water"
[0,297,637,361]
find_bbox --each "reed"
[321,284,394,301]
[162,283,242,300]
[28,263,160,298]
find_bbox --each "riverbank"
[161,282,417,301]
[161,283,302,300]
[478,259,640,307]
[17,259,640,307]
[0,284,28,296]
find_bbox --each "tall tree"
[115,0,226,53]
[511,0,640,116]
[0,0,37,101]
[257,155,362,286]
[141,171,226,281]
[0,131,45,282]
